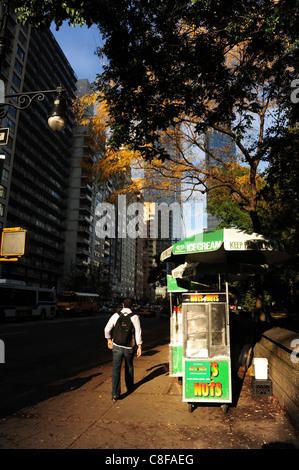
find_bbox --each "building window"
[7,17,16,35]
[0,185,6,199]
[1,149,10,165]
[12,72,21,88]
[18,31,27,46]
[8,105,17,118]
[6,117,15,134]
[6,136,13,150]
[16,45,25,62]
[14,58,23,74]
[1,169,8,183]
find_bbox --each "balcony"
[79,204,93,215]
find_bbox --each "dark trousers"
[112,344,134,397]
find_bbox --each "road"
[0,312,170,418]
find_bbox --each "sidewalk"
[0,340,298,450]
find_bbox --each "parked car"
[98,305,110,314]
[138,306,156,317]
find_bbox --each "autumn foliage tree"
[10,0,299,314]
[9,0,299,234]
[73,65,275,236]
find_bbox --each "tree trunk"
[250,210,262,234]
[254,274,267,322]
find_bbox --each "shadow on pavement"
[119,362,169,400]
[0,372,102,418]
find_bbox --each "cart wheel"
[221,404,228,414]
[188,403,194,413]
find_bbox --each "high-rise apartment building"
[0,6,77,287]
[0,8,150,300]
[63,79,118,298]
[205,128,236,231]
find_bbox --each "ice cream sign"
[174,240,222,254]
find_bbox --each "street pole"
[0,2,8,71]
[0,153,4,180]
[0,2,8,181]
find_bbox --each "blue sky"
[50,22,104,83]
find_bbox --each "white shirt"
[104,308,143,349]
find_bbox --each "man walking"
[104,298,142,401]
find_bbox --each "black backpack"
[113,312,135,346]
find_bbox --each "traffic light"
[0,227,28,261]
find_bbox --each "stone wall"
[253,327,299,431]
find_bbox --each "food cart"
[182,290,231,413]
[161,228,289,413]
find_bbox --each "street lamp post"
[0,80,69,259]
[0,82,68,131]
[0,79,68,179]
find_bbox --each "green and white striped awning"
[161,228,288,266]
[161,229,289,292]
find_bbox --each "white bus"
[0,279,56,321]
